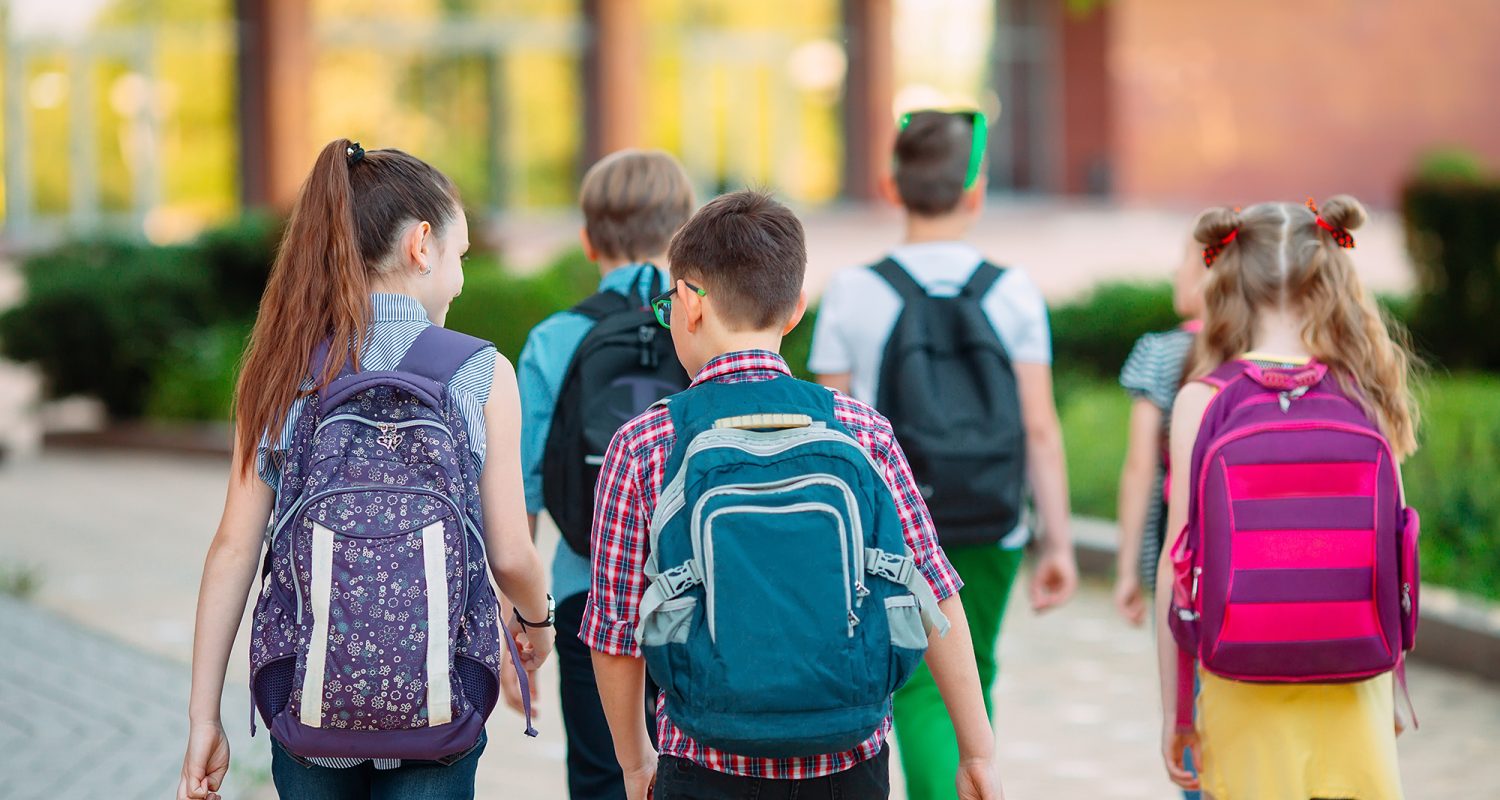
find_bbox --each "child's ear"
[680,278,706,334]
[403,220,432,275]
[961,174,987,213]
[579,227,599,262]
[878,173,903,208]
[781,291,809,336]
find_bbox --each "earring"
[418,265,432,276]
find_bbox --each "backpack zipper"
[651,426,883,542]
[313,413,452,439]
[275,484,471,624]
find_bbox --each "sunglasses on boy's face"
[650,281,707,329]
[898,109,988,190]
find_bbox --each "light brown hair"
[667,190,806,331]
[1188,196,1419,459]
[892,111,975,217]
[580,149,695,262]
[233,138,461,474]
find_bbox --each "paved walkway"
[2,451,1496,798]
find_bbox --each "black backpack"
[872,258,1025,545]
[543,271,688,556]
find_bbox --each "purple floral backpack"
[250,326,534,760]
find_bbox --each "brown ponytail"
[233,138,460,474]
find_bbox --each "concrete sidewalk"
[3,451,1496,798]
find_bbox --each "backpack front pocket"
[293,510,464,731]
[700,501,860,712]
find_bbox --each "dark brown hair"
[1187,195,1418,459]
[666,190,806,331]
[233,138,461,474]
[580,149,695,261]
[892,111,975,217]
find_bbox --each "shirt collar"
[690,349,792,387]
[371,292,431,323]
[599,263,668,300]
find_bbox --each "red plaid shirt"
[580,349,962,779]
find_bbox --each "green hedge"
[1050,282,1180,379]
[1402,179,1500,370]
[444,248,596,362]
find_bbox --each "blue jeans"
[270,731,485,800]
[653,746,890,800]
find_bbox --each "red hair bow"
[1202,228,1238,268]
[1306,197,1355,249]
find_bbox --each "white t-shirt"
[809,241,1052,404]
[808,241,1051,549]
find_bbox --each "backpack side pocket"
[1399,508,1421,652]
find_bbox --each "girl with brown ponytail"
[178,139,553,799]
[1154,195,1417,800]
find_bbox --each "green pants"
[892,544,1024,800]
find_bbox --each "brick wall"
[1110,0,1500,207]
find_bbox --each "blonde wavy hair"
[1187,195,1419,460]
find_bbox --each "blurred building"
[3,0,1498,248]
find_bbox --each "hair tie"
[1202,228,1238,268]
[1306,196,1355,249]
[346,141,365,167]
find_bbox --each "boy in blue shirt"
[515,149,695,799]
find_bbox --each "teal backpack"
[634,375,949,757]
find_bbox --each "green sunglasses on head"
[650,281,707,329]
[898,109,988,190]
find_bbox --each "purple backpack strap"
[396,326,493,385]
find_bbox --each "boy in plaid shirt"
[580,190,1004,799]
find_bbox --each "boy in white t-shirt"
[809,110,1078,800]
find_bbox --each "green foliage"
[1413,147,1488,184]
[1401,180,1500,371]
[0,216,274,418]
[0,239,218,416]
[144,323,251,421]
[444,247,597,361]
[0,563,43,600]
[1056,371,1129,519]
[1402,374,1500,600]
[781,305,818,381]
[1050,281,1180,379]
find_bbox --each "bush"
[0,240,219,416]
[144,323,251,421]
[445,248,597,361]
[1401,179,1500,370]
[1402,374,1500,600]
[1050,282,1179,379]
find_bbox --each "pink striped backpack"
[1168,359,1420,730]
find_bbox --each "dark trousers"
[557,591,659,799]
[654,747,890,800]
[270,732,484,799]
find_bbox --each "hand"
[621,753,658,800]
[956,756,1004,799]
[515,623,555,673]
[1161,725,1202,791]
[1113,573,1146,626]
[1029,543,1078,612]
[499,637,542,717]
[177,720,230,800]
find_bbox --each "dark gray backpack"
[872,258,1025,545]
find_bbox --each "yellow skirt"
[1197,670,1403,800]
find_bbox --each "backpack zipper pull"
[638,326,658,368]
[1278,385,1310,413]
[1402,583,1412,614]
[847,609,860,636]
[855,581,869,606]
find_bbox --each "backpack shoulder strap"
[871,257,928,302]
[397,326,494,385]
[960,261,1006,300]
[571,290,637,321]
[1198,359,1247,390]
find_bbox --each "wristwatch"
[514,593,556,630]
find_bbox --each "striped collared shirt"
[580,349,962,779]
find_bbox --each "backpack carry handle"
[712,413,815,431]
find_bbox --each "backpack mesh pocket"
[253,656,296,722]
[455,655,498,718]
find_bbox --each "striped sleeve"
[449,345,498,468]
[1120,333,1165,408]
